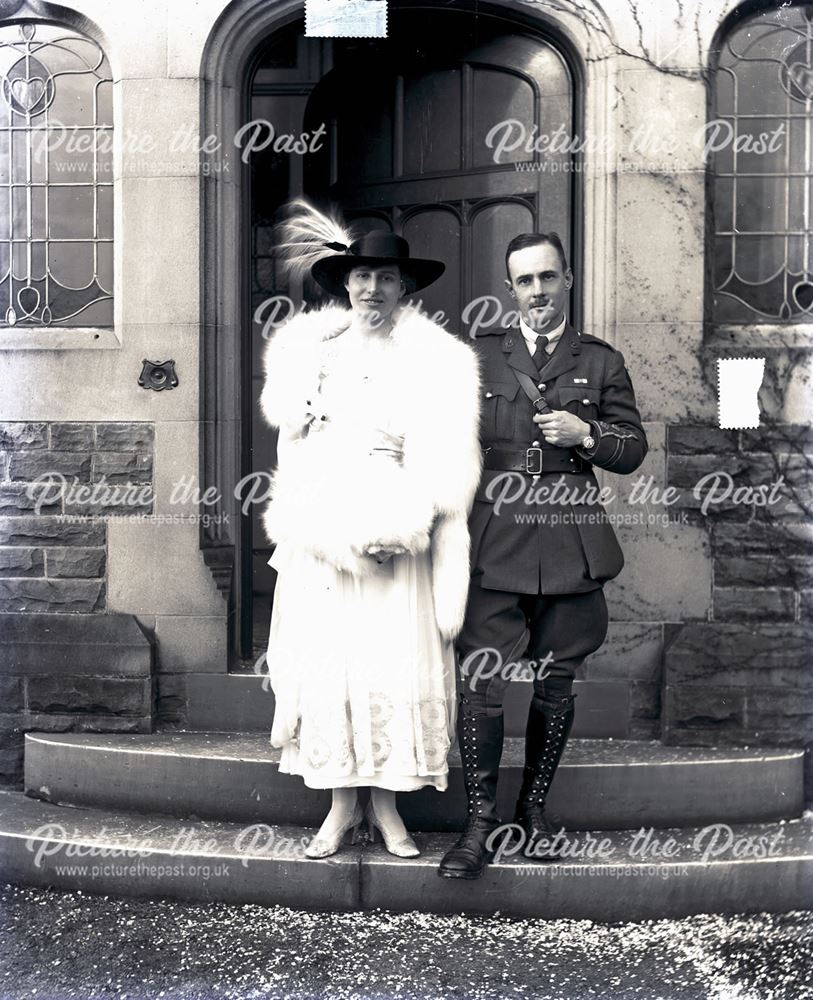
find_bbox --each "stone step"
[184,673,632,738]
[1,789,810,920]
[24,731,804,832]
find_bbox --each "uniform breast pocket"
[480,381,520,441]
[558,385,601,421]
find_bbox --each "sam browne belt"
[482,447,585,475]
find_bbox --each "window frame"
[0,14,117,350]
[705,1,813,344]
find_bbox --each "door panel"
[403,70,463,174]
[471,68,536,168]
[470,200,536,315]
[401,208,462,324]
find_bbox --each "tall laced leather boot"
[437,696,504,880]
[513,694,575,860]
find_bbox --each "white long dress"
[265,326,457,791]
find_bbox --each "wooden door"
[303,22,577,329]
[247,12,577,656]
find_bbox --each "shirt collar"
[519,313,567,346]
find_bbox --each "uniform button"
[485,391,493,398]
[583,398,590,405]
[532,440,540,446]
[538,383,546,391]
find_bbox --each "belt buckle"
[525,447,543,475]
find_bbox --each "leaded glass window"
[712,3,813,324]
[0,21,112,328]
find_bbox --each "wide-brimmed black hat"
[311,230,445,298]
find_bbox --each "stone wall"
[0,613,154,785]
[0,420,157,786]
[0,421,154,613]
[663,422,813,790]
[666,423,810,626]
[585,418,812,755]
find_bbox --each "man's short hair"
[505,232,569,279]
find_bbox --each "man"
[438,232,648,879]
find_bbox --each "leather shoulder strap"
[510,366,552,414]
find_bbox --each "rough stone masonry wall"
[0,421,156,787]
[668,423,811,625]
[664,422,813,789]
[0,421,154,612]
[0,612,154,787]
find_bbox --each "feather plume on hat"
[275,198,358,284]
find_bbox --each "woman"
[260,201,481,858]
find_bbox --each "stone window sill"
[708,325,813,350]
[0,328,122,350]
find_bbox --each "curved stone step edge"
[22,731,807,767]
[23,734,806,832]
[1,790,811,921]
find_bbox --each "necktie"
[531,335,549,369]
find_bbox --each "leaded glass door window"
[0,21,113,328]
[711,3,813,325]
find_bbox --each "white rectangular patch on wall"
[305,0,388,37]
[717,357,766,429]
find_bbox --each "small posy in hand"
[304,395,329,432]
[365,542,408,564]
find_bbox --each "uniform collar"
[501,320,582,383]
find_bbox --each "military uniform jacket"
[470,321,648,595]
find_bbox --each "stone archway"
[198,0,304,659]
[199,0,617,662]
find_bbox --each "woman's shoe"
[365,802,420,858]
[304,802,364,859]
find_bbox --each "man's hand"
[533,410,591,447]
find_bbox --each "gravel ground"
[1,884,812,1000]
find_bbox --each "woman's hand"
[364,542,407,564]
[303,397,329,433]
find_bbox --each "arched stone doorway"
[244,10,581,658]
[200,1,591,668]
